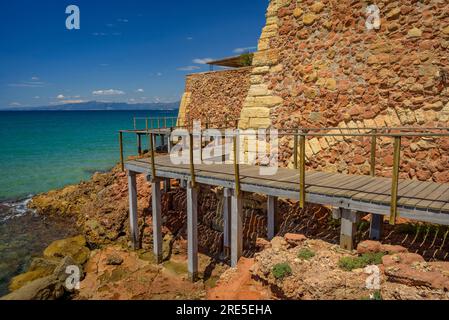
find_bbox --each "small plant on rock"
[297,248,315,260]
[338,252,386,271]
[361,290,383,301]
[272,263,292,280]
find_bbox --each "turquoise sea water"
[0,110,177,296]
[0,110,178,201]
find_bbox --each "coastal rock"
[284,233,307,248]
[206,258,271,300]
[357,240,407,255]
[43,235,90,265]
[2,256,82,300]
[251,239,449,300]
[30,164,150,246]
[106,254,124,266]
[8,258,59,291]
[77,246,206,300]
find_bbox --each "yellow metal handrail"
[119,125,449,225]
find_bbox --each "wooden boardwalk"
[127,155,449,220]
[125,154,449,280]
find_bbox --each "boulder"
[256,238,271,251]
[385,264,449,290]
[43,235,90,265]
[357,240,382,254]
[357,240,408,255]
[284,233,307,248]
[2,257,82,300]
[106,254,124,266]
[382,253,425,267]
[270,237,288,252]
[8,258,60,292]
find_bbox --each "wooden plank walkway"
[125,154,449,278]
[126,155,449,225]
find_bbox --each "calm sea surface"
[0,110,178,201]
[0,110,178,296]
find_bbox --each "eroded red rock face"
[249,234,449,300]
[206,257,271,300]
[77,246,206,300]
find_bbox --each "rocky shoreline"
[3,160,449,300]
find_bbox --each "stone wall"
[179,68,252,127]
[239,0,449,182]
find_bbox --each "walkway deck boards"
[125,155,449,225]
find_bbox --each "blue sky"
[0,0,267,108]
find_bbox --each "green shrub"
[338,252,386,271]
[361,290,383,301]
[239,53,253,67]
[371,290,382,300]
[297,248,315,260]
[272,263,292,280]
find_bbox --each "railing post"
[299,132,306,209]
[158,118,161,129]
[145,119,149,131]
[137,133,142,156]
[149,133,156,179]
[119,131,124,172]
[233,132,240,196]
[200,130,203,162]
[189,133,196,188]
[222,131,226,163]
[133,118,136,130]
[294,130,299,169]
[370,129,377,177]
[164,118,167,128]
[389,135,402,225]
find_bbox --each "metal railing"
[120,119,449,225]
[133,117,178,130]
[133,115,240,130]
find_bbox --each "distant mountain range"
[1,101,180,111]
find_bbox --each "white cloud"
[8,81,45,88]
[92,89,125,96]
[92,32,107,36]
[31,76,40,81]
[186,37,193,41]
[9,102,21,107]
[233,46,257,54]
[99,63,109,67]
[136,88,144,93]
[34,96,40,99]
[57,94,65,100]
[193,58,213,64]
[156,72,163,76]
[117,18,129,23]
[177,66,201,71]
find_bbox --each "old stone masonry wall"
[178,68,252,127]
[239,0,449,183]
